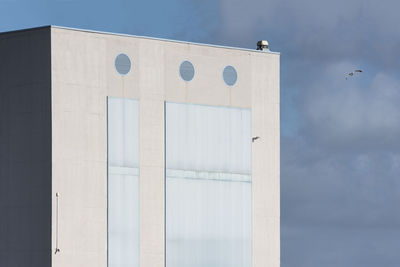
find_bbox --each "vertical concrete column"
[251,54,280,267]
[51,28,108,267]
[138,40,165,267]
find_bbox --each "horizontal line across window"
[109,166,139,176]
[166,168,251,183]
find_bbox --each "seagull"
[252,136,260,142]
[346,69,363,79]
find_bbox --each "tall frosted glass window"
[108,97,140,267]
[166,103,252,267]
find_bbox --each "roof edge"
[0,25,51,36]
[50,25,280,55]
[0,25,280,55]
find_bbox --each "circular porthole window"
[179,61,195,81]
[115,54,131,75]
[223,65,237,86]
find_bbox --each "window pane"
[108,97,140,267]
[108,97,140,168]
[166,103,252,267]
[108,174,140,267]
[166,103,251,174]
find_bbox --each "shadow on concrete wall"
[0,27,52,267]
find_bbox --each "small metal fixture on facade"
[257,40,269,51]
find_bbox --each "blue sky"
[2,0,400,266]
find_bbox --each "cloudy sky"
[1,0,399,265]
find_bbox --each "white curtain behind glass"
[166,103,252,267]
[108,97,140,267]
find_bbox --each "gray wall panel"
[0,27,52,267]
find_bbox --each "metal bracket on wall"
[55,192,60,254]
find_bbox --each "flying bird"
[346,69,363,79]
[252,136,260,142]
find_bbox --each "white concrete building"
[0,26,280,267]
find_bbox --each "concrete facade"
[0,26,280,267]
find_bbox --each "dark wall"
[0,27,52,267]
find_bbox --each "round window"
[223,66,237,86]
[115,54,131,75]
[179,61,195,81]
